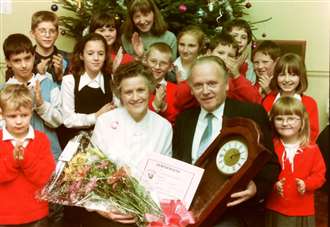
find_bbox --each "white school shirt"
[191,103,225,164]
[91,107,173,176]
[173,57,190,81]
[61,72,105,128]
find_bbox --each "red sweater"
[0,130,55,225]
[262,93,320,142]
[174,75,263,113]
[149,81,179,125]
[266,138,326,216]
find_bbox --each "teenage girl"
[121,0,177,59]
[89,12,134,71]
[266,96,325,227]
[263,53,319,142]
[60,33,114,147]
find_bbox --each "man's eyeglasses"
[36,28,57,36]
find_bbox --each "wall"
[244,0,330,130]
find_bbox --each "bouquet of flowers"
[38,132,162,226]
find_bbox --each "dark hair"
[270,53,308,94]
[223,19,252,44]
[122,0,167,40]
[31,10,59,31]
[113,60,156,97]
[3,33,34,60]
[146,42,173,61]
[208,32,239,56]
[70,33,112,78]
[177,25,206,55]
[252,40,281,61]
[89,12,121,52]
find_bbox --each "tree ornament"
[60,30,66,35]
[245,2,252,8]
[224,1,234,19]
[50,4,58,12]
[178,4,187,13]
[252,41,257,49]
[262,33,267,38]
[208,1,215,12]
[197,8,206,17]
[215,26,223,33]
[115,15,120,21]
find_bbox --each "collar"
[158,78,167,86]
[2,124,35,142]
[200,102,225,120]
[34,45,58,59]
[7,73,47,88]
[78,72,105,93]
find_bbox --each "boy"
[144,42,178,124]
[2,33,62,160]
[0,84,55,226]
[31,11,70,84]
[223,19,256,84]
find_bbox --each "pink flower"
[146,200,195,227]
[85,176,98,193]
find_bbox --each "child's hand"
[225,57,240,79]
[296,178,306,195]
[37,58,51,75]
[95,102,116,118]
[113,47,124,73]
[131,32,144,58]
[153,84,166,111]
[258,75,272,94]
[34,80,44,107]
[52,54,64,81]
[13,141,24,160]
[236,46,249,67]
[275,178,285,197]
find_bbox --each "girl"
[60,33,114,147]
[263,53,319,142]
[121,0,177,59]
[266,96,326,227]
[89,12,134,70]
[174,25,206,82]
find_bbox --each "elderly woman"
[76,61,172,227]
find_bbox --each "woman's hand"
[97,210,137,224]
[227,180,257,207]
[131,32,144,58]
[113,47,124,73]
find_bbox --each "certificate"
[138,152,204,209]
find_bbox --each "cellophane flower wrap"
[38,132,161,226]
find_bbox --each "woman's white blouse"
[91,107,173,173]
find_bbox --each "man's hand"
[97,210,136,224]
[52,54,64,81]
[227,180,257,207]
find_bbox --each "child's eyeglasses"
[37,28,57,36]
[274,116,301,125]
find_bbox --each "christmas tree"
[52,0,260,40]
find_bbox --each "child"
[263,53,319,142]
[0,84,55,226]
[223,19,256,84]
[60,33,114,147]
[2,33,62,160]
[31,11,70,84]
[121,0,177,59]
[266,96,326,227]
[89,12,134,70]
[144,42,178,124]
[174,25,206,82]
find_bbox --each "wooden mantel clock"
[189,117,271,226]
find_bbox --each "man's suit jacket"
[173,98,280,224]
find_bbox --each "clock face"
[216,139,248,175]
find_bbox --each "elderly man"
[173,56,279,227]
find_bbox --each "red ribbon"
[146,199,195,227]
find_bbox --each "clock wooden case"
[189,117,271,226]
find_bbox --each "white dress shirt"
[191,104,225,163]
[61,72,105,128]
[91,107,173,176]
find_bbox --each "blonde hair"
[269,96,310,147]
[0,84,33,112]
[31,11,59,31]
